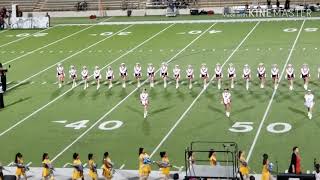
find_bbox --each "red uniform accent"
[296,154,301,174]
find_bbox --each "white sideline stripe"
[55,17,320,26]
[0,27,55,48]
[149,21,260,158]
[1,24,175,138]
[6,25,133,92]
[3,25,94,65]
[246,20,306,162]
[0,30,8,34]
[119,164,125,169]
[51,23,218,162]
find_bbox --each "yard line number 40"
[64,120,123,131]
[229,122,292,134]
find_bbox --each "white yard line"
[119,164,125,169]
[3,25,94,65]
[149,21,261,158]
[1,24,174,138]
[51,23,218,162]
[6,25,133,92]
[0,27,55,48]
[0,30,8,34]
[246,20,306,162]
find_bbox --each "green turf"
[0,19,319,175]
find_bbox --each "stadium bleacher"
[0,0,318,12]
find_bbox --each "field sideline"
[0,17,320,175]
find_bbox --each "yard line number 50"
[229,122,292,134]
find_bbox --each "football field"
[1,17,320,174]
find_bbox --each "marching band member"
[102,152,113,180]
[228,63,236,89]
[158,151,171,180]
[106,66,114,89]
[286,64,295,91]
[243,64,251,91]
[239,151,249,180]
[301,64,310,90]
[81,66,89,90]
[262,154,271,180]
[215,63,223,90]
[139,148,151,180]
[221,88,231,117]
[147,63,155,88]
[56,63,65,88]
[69,65,77,88]
[15,153,28,180]
[93,66,101,90]
[119,63,128,88]
[173,65,181,89]
[200,63,209,89]
[134,63,142,88]
[257,63,266,88]
[271,64,279,89]
[140,88,149,119]
[304,89,315,120]
[88,153,97,180]
[160,62,168,88]
[42,153,54,180]
[186,65,194,89]
[72,153,83,180]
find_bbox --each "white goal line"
[55,17,320,26]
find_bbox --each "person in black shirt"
[0,82,4,109]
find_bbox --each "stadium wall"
[22,8,223,17]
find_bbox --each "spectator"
[288,146,301,174]
[0,162,3,180]
[276,0,280,9]
[285,0,290,9]
[315,163,320,180]
[267,0,272,9]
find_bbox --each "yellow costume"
[161,157,170,176]
[88,159,97,180]
[102,157,112,179]
[139,154,151,176]
[239,157,249,176]
[15,158,25,176]
[42,159,52,177]
[262,164,270,180]
[209,155,217,166]
[72,159,83,180]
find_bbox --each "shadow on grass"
[51,88,63,99]
[288,106,306,117]
[142,119,150,136]
[5,96,31,108]
[78,89,87,99]
[208,105,224,115]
